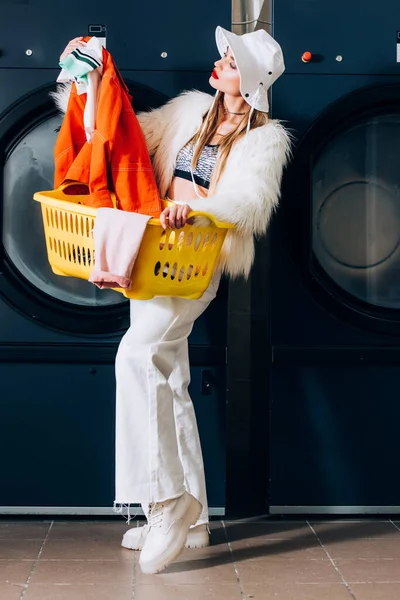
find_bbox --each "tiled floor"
[1,518,400,599]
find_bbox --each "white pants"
[114,274,220,525]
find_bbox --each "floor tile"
[351,583,400,599]
[0,559,34,583]
[224,521,312,542]
[230,536,326,561]
[30,559,133,585]
[0,540,42,560]
[242,583,353,599]
[134,583,243,599]
[319,539,400,560]
[40,538,134,561]
[49,520,129,540]
[4,517,400,599]
[311,521,400,541]
[24,584,133,600]
[0,583,26,600]
[235,558,342,585]
[136,548,237,585]
[335,559,400,583]
[0,522,51,540]
[224,521,326,561]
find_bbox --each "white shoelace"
[148,502,164,528]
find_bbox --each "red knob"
[302,51,313,63]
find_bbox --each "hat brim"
[215,26,270,113]
[215,26,241,78]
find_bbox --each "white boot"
[121,522,209,550]
[139,491,202,574]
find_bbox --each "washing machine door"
[281,84,400,334]
[0,82,168,334]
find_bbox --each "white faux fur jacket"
[52,86,291,278]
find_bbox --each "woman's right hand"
[60,37,85,62]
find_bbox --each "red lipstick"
[211,70,219,79]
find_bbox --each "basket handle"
[57,181,88,194]
[187,210,235,229]
[151,209,234,229]
[57,181,118,209]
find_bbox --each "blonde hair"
[190,92,268,193]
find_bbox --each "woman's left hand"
[160,204,192,229]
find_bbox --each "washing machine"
[0,1,230,515]
[269,0,400,513]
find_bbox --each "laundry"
[89,208,151,289]
[58,37,103,85]
[57,37,104,143]
[54,37,162,217]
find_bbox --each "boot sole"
[121,528,148,551]
[184,530,210,549]
[122,536,209,551]
[139,498,202,574]
[122,528,209,551]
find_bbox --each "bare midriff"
[167,176,208,202]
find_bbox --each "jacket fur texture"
[52,86,292,278]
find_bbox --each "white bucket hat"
[215,26,285,113]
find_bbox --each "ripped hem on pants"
[113,490,188,524]
[113,501,209,529]
[113,502,141,524]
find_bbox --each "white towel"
[89,209,151,290]
[57,37,104,143]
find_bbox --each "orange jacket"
[54,42,161,217]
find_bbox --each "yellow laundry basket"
[33,183,234,300]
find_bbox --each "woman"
[58,26,291,574]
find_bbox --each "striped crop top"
[174,142,219,190]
